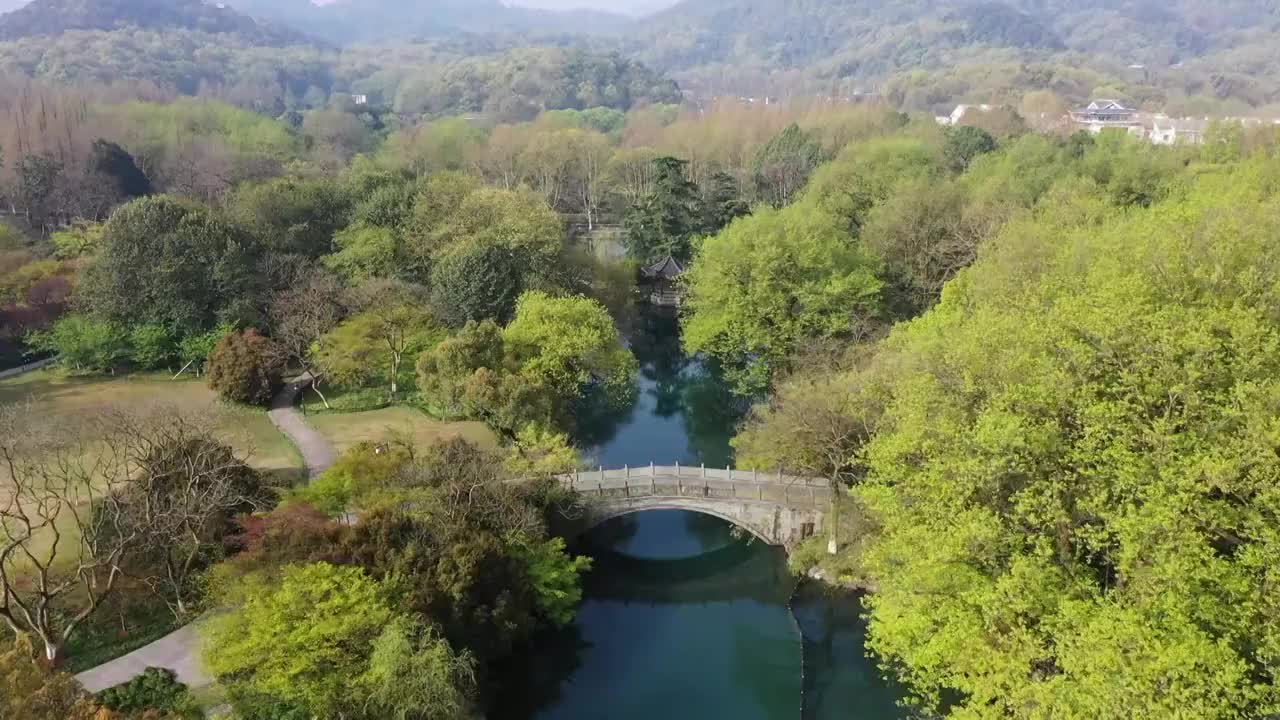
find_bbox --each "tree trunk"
[43,638,64,667]
[312,382,331,409]
[389,354,400,396]
[827,486,841,555]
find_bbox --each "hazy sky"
[504,0,681,16]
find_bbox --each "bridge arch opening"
[579,504,775,546]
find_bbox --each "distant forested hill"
[633,0,1280,70]
[507,0,679,16]
[226,0,629,42]
[0,0,1277,114]
[0,0,307,44]
[0,0,676,116]
[620,0,1280,112]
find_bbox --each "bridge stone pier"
[561,465,832,547]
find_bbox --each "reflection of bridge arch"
[562,465,832,547]
[581,539,792,605]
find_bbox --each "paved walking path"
[269,373,338,477]
[74,377,338,693]
[76,624,211,693]
[0,356,57,381]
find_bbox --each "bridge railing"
[560,465,833,507]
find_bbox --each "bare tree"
[269,269,350,408]
[568,129,611,230]
[113,410,267,617]
[606,147,661,207]
[0,405,142,665]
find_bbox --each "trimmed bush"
[206,329,286,405]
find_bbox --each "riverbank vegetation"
[724,137,1280,715]
[201,438,590,719]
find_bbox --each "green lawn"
[0,370,304,481]
[0,370,304,579]
[306,405,496,456]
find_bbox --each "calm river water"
[498,309,906,719]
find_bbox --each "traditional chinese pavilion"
[639,255,685,307]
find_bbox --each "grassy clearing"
[0,371,304,673]
[305,405,496,456]
[0,370,304,482]
[0,370,304,579]
[298,383,392,415]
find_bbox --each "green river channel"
[496,309,908,719]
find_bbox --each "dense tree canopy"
[7,22,1280,716]
[417,291,635,438]
[682,201,882,395]
[748,162,1280,717]
[204,562,403,717]
[79,195,264,336]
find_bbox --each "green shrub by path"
[96,667,202,719]
[62,590,182,674]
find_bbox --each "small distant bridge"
[559,465,833,547]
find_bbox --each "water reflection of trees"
[575,305,750,466]
[682,358,751,467]
[794,585,907,720]
[488,623,588,718]
[573,384,637,450]
[731,621,804,716]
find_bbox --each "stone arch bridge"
[558,465,833,547]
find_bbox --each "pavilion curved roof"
[640,255,685,280]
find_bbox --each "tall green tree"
[752,123,824,207]
[362,617,476,720]
[502,291,637,411]
[623,157,703,263]
[429,242,523,328]
[90,139,152,199]
[682,201,883,395]
[230,177,352,258]
[942,125,997,173]
[203,563,397,717]
[701,170,749,235]
[79,195,264,334]
[316,283,440,396]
